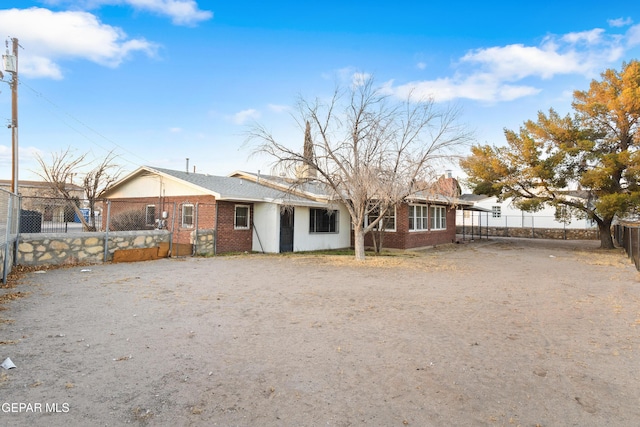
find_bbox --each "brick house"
[234,171,468,251]
[360,197,460,250]
[101,166,351,254]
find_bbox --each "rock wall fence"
[16,230,173,267]
[457,225,599,240]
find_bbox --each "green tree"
[461,61,640,249]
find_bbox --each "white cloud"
[230,109,260,125]
[627,24,640,47]
[0,8,157,79]
[391,74,540,103]
[267,104,290,113]
[169,127,182,133]
[385,24,632,104]
[416,62,427,70]
[561,28,605,45]
[608,17,633,27]
[351,72,372,87]
[43,0,213,26]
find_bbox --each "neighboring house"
[457,194,597,230]
[0,179,85,222]
[101,166,351,254]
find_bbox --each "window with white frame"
[234,205,250,229]
[181,203,194,228]
[492,205,501,218]
[430,205,446,230]
[145,205,156,226]
[408,205,429,231]
[367,205,396,231]
[309,208,338,233]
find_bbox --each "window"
[367,205,396,231]
[309,208,338,233]
[145,205,156,226]
[492,205,501,218]
[430,205,446,230]
[408,205,429,231]
[182,204,194,228]
[234,205,250,229]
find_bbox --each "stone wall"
[1,239,16,282]
[17,230,171,266]
[456,226,599,240]
[191,228,216,256]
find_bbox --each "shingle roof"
[148,166,325,206]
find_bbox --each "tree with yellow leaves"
[461,61,640,249]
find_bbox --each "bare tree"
[249,77,470,260]
[35,147,122,231]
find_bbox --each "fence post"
[2,194,13,284]
[636,227,640,268]
[531,216,535,238]
[214,202,218,255]
[471,210,475,241]
[193,202,199,256]
[103,201,111,262]
[170,202,177,257]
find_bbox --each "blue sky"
[1,1,640,182]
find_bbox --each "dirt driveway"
[1,238,639,426]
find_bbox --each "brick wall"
[361,203,457,249]
[104,196,257,253]
[215,201,253,253]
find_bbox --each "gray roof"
[148,166,325,206]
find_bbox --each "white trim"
[181,203,194,228]
[234,204,251,230]
[408,204,429,232]
[367,205,397,232]
[430,205,446,230]
[145,204,156,226]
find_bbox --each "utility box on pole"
[2,53,16,72]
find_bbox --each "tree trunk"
[598,218,614,249]
[353,226,366,261]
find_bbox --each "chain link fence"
[614,224,640,271]
[458,211,598,240]
[1,188,20,283]
[1,196,222,279]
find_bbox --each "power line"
[19,79,151,168]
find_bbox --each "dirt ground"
[1,237,639,427]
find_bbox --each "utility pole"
[10,38,18,195]
[3,38,18,194]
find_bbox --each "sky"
[1,0,640,184]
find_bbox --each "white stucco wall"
[458,196,596,229]
[292,205,351,252]
[106,174,209,198]
[252,203,280,253]
[252,203,352,253]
